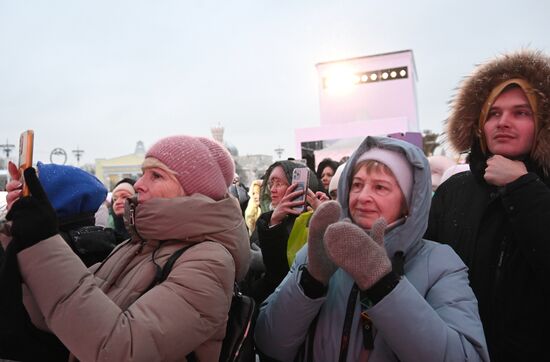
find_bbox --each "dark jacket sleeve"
[0,241,68,361]
[425,175,461,244]
[256,211,293,286]
[425,187,443,243]
[501,173,550,285]
[425,172,484,253]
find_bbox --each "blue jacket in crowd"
[254,136,489,362]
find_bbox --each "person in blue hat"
[32,161,116,267]
[0,160,115,361]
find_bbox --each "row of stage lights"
[323,66,409,90]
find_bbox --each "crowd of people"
[0,49,549,361]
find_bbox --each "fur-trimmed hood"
[446,50,550,174]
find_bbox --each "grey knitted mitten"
[306,201,341,285]
[324,218,391,290]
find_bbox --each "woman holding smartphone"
[1,135,249,362]
[250,160,326,305]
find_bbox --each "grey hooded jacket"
[254,136,489,362]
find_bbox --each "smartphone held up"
[291,167,309,213]
[18,130,34,196]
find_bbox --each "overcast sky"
[1,0,549,165]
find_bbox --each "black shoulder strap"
[339,283,359,362]
[144,244,196,293]
[142,243,200,362]
[159,245,195,283]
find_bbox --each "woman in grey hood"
[255,136,488,361]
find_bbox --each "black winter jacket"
[425,157,550,361]
[249,211,297,304]
[0,213,117,361]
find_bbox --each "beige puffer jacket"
[18,194,250,362]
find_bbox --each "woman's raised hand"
[306,190,329,211]
[270,183,306,226]
[6,161,23,211]
[306,201,341,285]
[324,218,391,290]
[6,167,59,251]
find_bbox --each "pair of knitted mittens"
[306,201,391,290]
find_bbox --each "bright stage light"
[322,64,357,95]
[322,65,409,93]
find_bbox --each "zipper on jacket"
[127,197,147,254]
[490,235,509,352]
[135,240,146,255]
[129,206,135,226]
[492,235,509,326]
[494,236,508,286]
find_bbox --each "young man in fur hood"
[425,50,550,361]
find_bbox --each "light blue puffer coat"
[255,136,489,362]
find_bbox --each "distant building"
[235,154,273,187]
[210,124,272,187]
[94,127,274,192]
[95,141,145,190]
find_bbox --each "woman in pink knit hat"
[2,135,250,361]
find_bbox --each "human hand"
[270,183,306,226]
[484,155,528,186]
[6,161,23,211]
[325,218,391,290]
[306,190,330,211]
[6,167,59,251]
[306,201,341,285]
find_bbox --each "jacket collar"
[123,193,250,280]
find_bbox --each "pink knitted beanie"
[146,135,235,201]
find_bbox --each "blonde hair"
[245,180,263,235]
[478,79,539,155]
